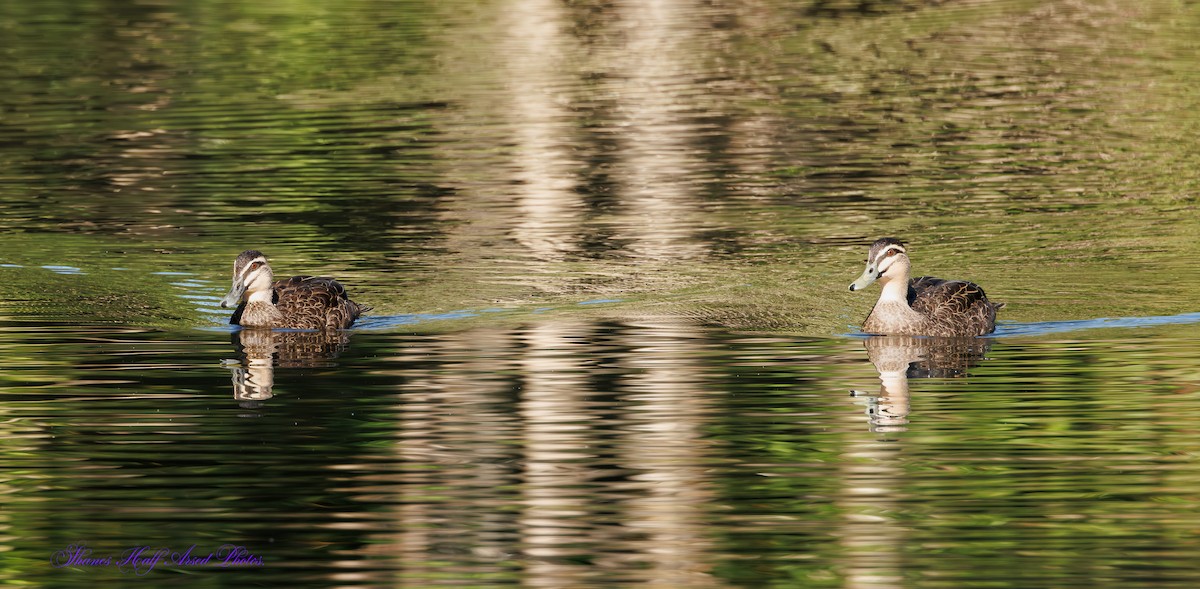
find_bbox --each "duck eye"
[885,250,897,257]
[249,261,262,270]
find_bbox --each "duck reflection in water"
[851,336,992,433]
[225,329,351,407]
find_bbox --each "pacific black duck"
[848,238,1003,337]
[219,250,368,330]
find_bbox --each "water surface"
[2,0,1200,587]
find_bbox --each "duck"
[219,250,368,330]
[848,238,1003,337]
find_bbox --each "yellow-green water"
[2,0,1200,587]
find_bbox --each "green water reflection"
[3,0,1200,586]
[3,324,1200,587]
[1,0,1198,331]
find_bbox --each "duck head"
[849,238,910,292]
[220,250,275,308]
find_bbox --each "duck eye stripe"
[875,246,904,262]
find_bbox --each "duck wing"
[908,276,999,336]
[272,276,366,329]
[908,276,988,313]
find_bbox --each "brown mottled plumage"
[848,238,1003,337]
[219,250,368,330]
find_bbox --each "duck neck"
[247,289,274,305]
[877,276,911,307]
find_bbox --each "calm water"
[3,0,1200,587]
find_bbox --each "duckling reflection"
[851,336,992,433]
[225,329,351,407]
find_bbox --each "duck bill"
[220,280,247,308]
[849,266,880,292]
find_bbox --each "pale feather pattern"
[905,276,1001,337]
[855,238,1004,337]
[224,250,369,330]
